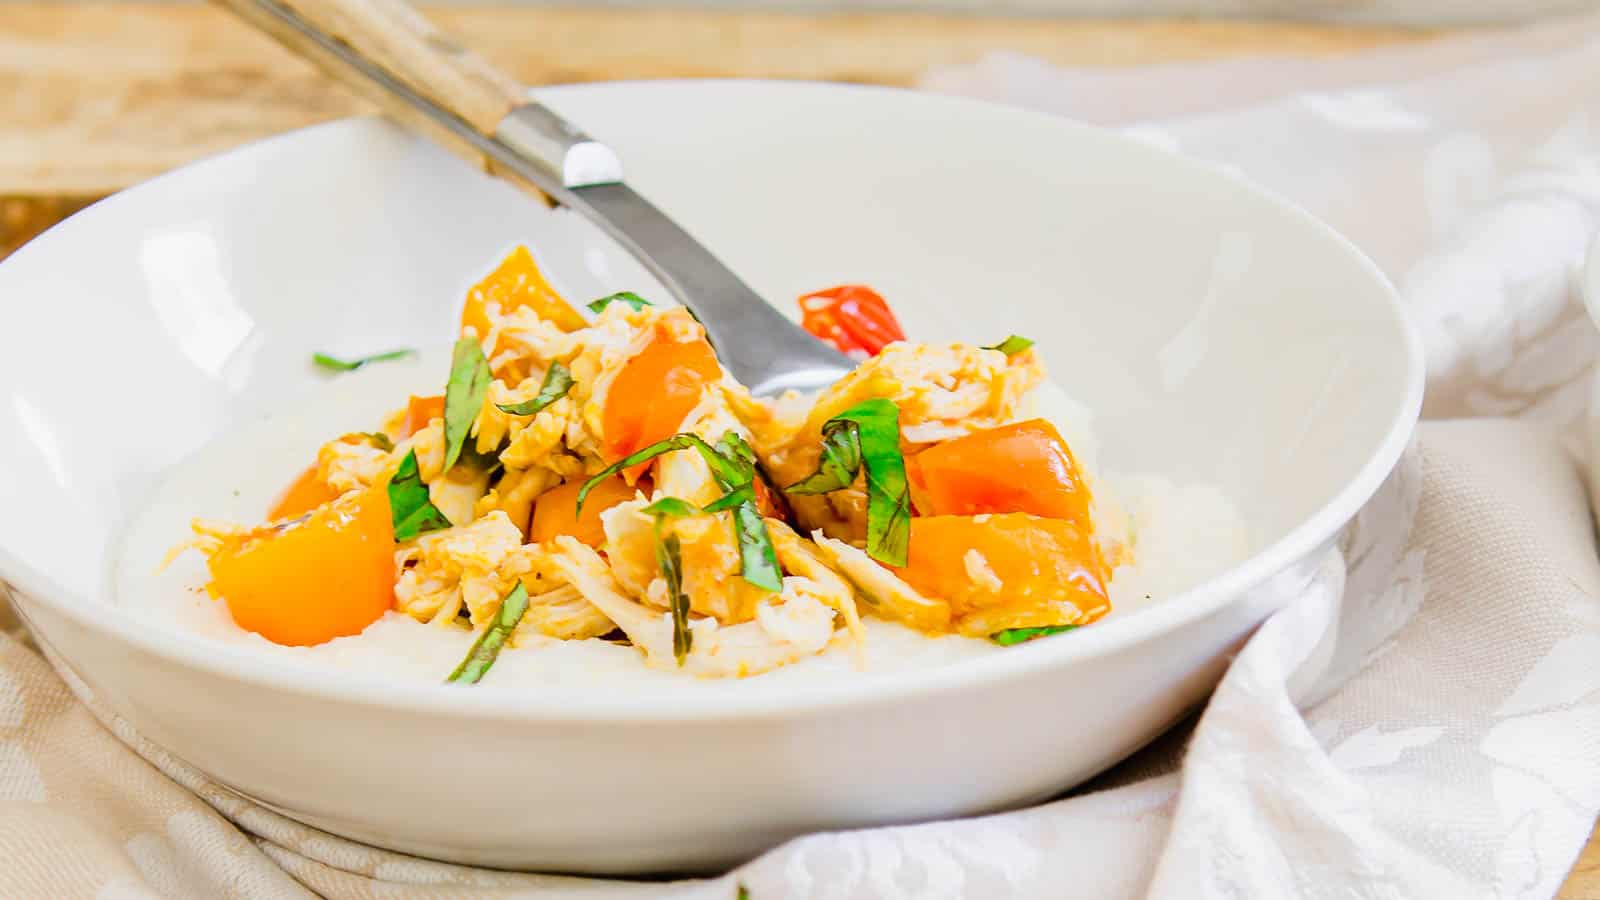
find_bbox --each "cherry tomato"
[798,285,906,356]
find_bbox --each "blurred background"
[4,0,1599,259]
[2,0,1595,24]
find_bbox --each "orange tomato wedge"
[890,513,1110,633]
[528,474,641,547]
[908,419,1093,527]
[206,487,396,646]
[601,333,721,482]
[396,394,444,440]
[461,245,586,338]
[267,465,342,521]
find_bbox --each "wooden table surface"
[2,5,1597,895]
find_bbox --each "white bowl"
[0,81,1421,874]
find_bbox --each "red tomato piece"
[798,285,906,356]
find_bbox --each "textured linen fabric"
[5,21,1600,900]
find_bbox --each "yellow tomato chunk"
[266,464,341,522]
[601,332,721,483]
[206,487,395,646]
[461,245,586,338]
[528,474,641,548]
[890,513,1110,637]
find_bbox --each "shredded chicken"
[317,438,392,493]
[394,512,528,625]
[810,533,951,633]
[545,537,837,678]
[174,254,1113,682]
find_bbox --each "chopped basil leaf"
[784,398,910,567]
[716,431,758,470]
[642,497,700,665]
[991,624,1077,646]
[364,432,395,452]
[641,496,703,519]
[587,291,653,313]
[728,499,782,590]
[982,335,1035,356]
[446,582,529,683]
[784,418,862,495]
[737,887,751,900]
[457,431,506,478]
[495,361,573,416]
[702,483,755,514]
[388,450,453,541]
[443,336,491,472]
[579,431,781,591]
[576,434,728,512]
[709,432,781,591]
[311,348,416,372]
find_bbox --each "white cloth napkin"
[4,19,1600,900]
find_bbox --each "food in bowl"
[142,245,1248,685]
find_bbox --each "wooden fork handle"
[211,0,621,202]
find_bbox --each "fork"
[213,0,855,397]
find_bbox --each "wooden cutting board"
[0,6,1596,896]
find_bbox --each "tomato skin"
[890,513,1110,634]
[207,487,395,646]
[528,475,641,547]
[798,285,906,356]
[908,419,1092,528]
[600,333,721,482]
[267,465,342,521]
[396,395,444,440]
[461,245,586,339]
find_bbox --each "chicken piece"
[768,520,865,646]
[513,545,615,641]
[597,500,660,600]
[516,583,615,641]
[599,498,766,624]
[393,511,528,626]
[472,373,585,473]
[545,537,837,677]
[474,466,558,537]
[308,432,395,495]
[409,421,447,481]
[810,534,952,633]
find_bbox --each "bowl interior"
[0,81,1416,643]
